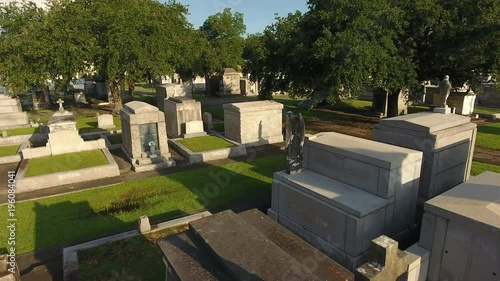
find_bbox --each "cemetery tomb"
[0,93,29,130]
[373,112,477,201]
[223,100,284,146]
[158,209,354,281]
[120,101,174,171]
[155,84,192,111]
[269,132,423,270]
[164,97,206,138]
[419,171,500,281]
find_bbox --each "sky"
[166,0,309,34]
[3,0,309,35]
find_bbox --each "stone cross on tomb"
[57,98,65,112]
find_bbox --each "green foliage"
[178,136,234,152]
[25,150,109,177]
[108,134,123,145]
[200,8,246,74]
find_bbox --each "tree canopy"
[245,0,499,100]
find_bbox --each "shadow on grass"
[477,122,500,135]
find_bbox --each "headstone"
[155,84,193,111]
[73,90,87,104]
[0,94,30,130]
[164,97,206,138]
[372,88,409,118]
[446,90,477,115]
[120,101,174,171]
[202,112,213,131]
[138,216,151,233]
[269,132,423,270]
[57,98,64,112]
[355,236,408,281]
[373,112,477,201]
[1,131,7,138]
[223,101,284,147]
[240,78,259,96]
[419,172,500,281]
[285,112,305,174]
[97,114,115,129]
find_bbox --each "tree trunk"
[128,82,135,97]
[110,81,123,114]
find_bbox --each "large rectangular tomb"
[223,100,283,146]
[269,132,423,270]
[419,171,500,281]
[373,112,477,201]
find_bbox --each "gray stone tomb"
[419,171,500,281]
[269,132,423,270]
[164,97,206,139]
[120,101,175,171]
[373,112,477,201]
[223,100,284,146]
[0,93,30,130]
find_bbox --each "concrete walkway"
[1,144,282,280]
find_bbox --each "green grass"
[471,161,500,176]
[202,107,224,120]
[6,127,40,136]
[476,122,500,150]
[178,135,234,152]
[213,122,224,132]
[78,225,187,281]
[0,155,284,254]
[24,150,109,177]
[107,133,122,144]
[0,145,19,157]
[77,115,122,134]
[135,86,155,93]
[474,106,500,115]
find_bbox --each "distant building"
[206,68,258,96]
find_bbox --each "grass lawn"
[77,115,122,134]
[79,225,188,281]
[202,107,224,120]
[0,155,284,254]
[476,122,500,151]
[0,145,19,157]
[474,106,500,114]
[135,86,155,93]
[24,150,109,177]
[471,161,500,176]
[107,133,122,144]
[178,135,234,152]
[6,127,40,136]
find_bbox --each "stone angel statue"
[285,111,305,174]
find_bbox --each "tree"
[200,8,246,75]
[77,0,195,113]
[0,1,49,96]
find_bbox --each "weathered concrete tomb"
[157,209,355,281]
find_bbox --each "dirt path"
[306,119,500,166]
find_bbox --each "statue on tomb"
[285,111,305,174]
[439,75,452,107]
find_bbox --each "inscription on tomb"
[139,123,159,152]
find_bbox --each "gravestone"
[372,88,409,118]
[202,112,213,131]
[285,112,305,174]
[373,112,477,201]
[0,93,30,130]
[120,101,174,171]
[97,114,114,129]
[73,90,86,104]
[419,171,500,281]
[164,97,206,138]
[269,132,423,270]
[223,101,284,146]
[207,68,241,96]
[155,84,192,111]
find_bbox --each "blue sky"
[170,0,309,34]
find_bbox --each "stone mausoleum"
[0,93,29,130]
[120,101,174,171]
